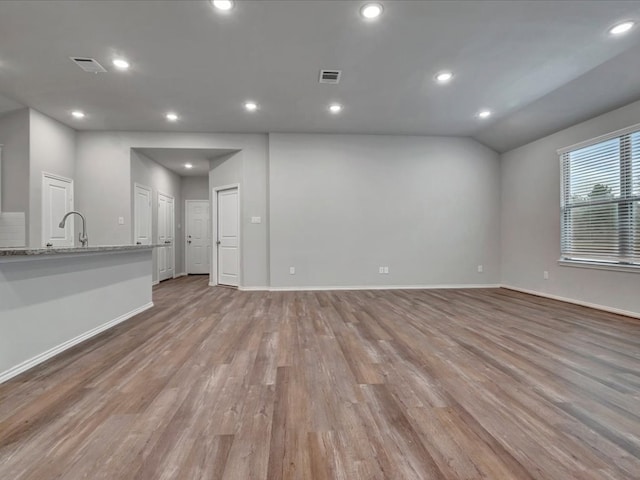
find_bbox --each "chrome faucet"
[59,211,88,246]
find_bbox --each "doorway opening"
[129,147,240,287]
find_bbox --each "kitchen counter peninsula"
[0,244,159,383]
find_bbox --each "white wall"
[0,108,29,217]
[501,98,640,315]
[182,176,209,201]
[269,133,501,288]
[131,149,182,281]
[19,101,638,313]
[0,109,29,247]
[76,131,269,287]
[0,108,75,247]
[29,109,76,247]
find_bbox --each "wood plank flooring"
[1,276,640,479]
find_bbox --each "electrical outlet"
[477,265,483,273]
[543,271,549,280]
[383,266,389,274]
[289,266,295,275]
[251,216,262,224]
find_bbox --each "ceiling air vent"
[319,69,341,84]
[70,57,107,73]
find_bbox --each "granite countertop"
[0,244,163,257]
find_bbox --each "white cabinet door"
[42,173,73,246]
[158,192,175,281]
[186,200,210,274]
[217,188,239,286]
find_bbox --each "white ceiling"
[1,0,640,152]
[136,148,238,176]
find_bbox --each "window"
[560,127,640,266]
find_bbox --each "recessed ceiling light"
[477,110,492,119]
[244,101,258,112]
[71,110,85,119]
[212,0,234,11]
[360,3,383,20]
[435,71,454,84]
[166,112,179,122]
[184,163,193,169]
[609,21,635,35]
[112,58,130,70]
[329,103,343,114]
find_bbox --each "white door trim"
[42,171,73,184]
[157,191,175,282]
[41,172,74,246]
[185,199,210,275]
[211,183,241,287]
[133,183,152,245]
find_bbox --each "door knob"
[188,240,192,244]
[216,241,221,245]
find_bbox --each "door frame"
[211,183,241,287]
[157,190,176,282]
[184,199,210,275]
[133,183,152,245]
[41,172,74,246]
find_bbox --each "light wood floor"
[1,277,640,479]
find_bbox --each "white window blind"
[560,128,640,265]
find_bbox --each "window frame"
[558,123,640,271]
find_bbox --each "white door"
[42,173,74,246]
[134,184,152,245]
[0,146,3,212]
[217,187,239,286]
[186,200,210,274]
[158,192,175,281]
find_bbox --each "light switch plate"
[118,216,124,225]
[289,266,295,275]
[251,216,262,224]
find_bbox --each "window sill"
[558,259,640,273]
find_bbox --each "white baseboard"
[269,284,500,292]
[174,272,187,278]
[0,302,154,384]
[152,280,159,286]
[500,285,640,320]
[231,283,501,292]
